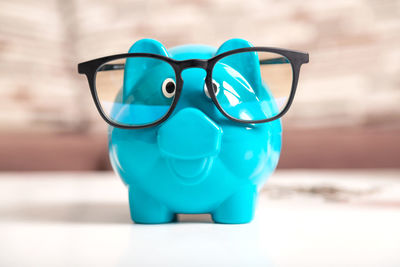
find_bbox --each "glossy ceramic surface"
[109,39,282,224]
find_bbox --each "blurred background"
[1,2,400,266]
[0,0,399,171]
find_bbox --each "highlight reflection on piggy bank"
[78,38,309,224]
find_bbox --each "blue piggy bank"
[109,38,282,224]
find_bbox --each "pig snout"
[157,108,222,182]
[158,107,222,159]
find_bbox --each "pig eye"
[204,80,220,99]
[162,78,176,98]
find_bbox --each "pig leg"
[211,184,257,224]
[128,186,175,224]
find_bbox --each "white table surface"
[0,170,399,267]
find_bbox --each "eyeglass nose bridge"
[179,59,209,70]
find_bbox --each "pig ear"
[215,38,262,91]
[123,39,170,100]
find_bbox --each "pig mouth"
[166,156,214,185]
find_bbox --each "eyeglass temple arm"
[97,63,126,71]
[259,57,289,65]
[96,58,289,72]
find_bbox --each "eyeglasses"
[78,47,309,129]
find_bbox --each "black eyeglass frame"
[78,47,309,129]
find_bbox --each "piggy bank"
[108,38,282,224]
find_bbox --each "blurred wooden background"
[0,0,399,170]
